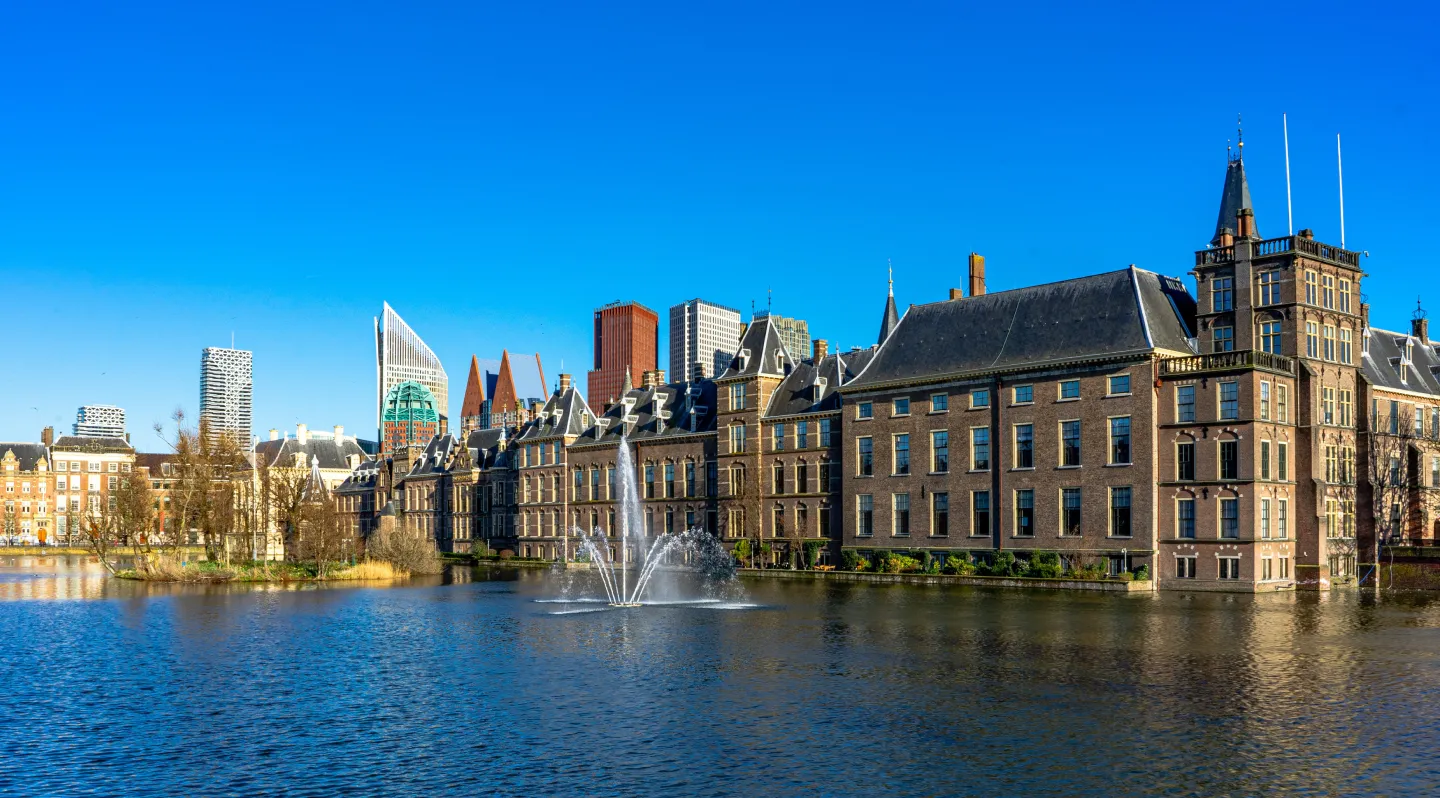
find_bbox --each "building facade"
[1,443,54,545]
[74,405,126,438]
[588,301,659,410]
[753,311,810,362]
[200,346,253,443]
[670,298,742,380]
[49,433,137,545]
[376,301,449,435]
[381,381,440,455]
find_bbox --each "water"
[3,557,1440,796]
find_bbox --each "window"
[685,462,696,497]
[1389,400,1399,435]
[773,424,786,451]
[821,460,838,491]
[857,401,873,420]
[893,494,911,536]
[1177,498,1195,539]
[1014,385,1034,404]
[1061,488,1082,536]
[1109,417,1131,464]
[931,393,949,413]
[1108,375,1131,395]
[1176,556,1197,579]
[574,469,583,501]
[1177,441,1195,481]
[608,467,617,499]
[731,424,747,454]
[644,465,655,498]
[972,492,990,537]
[1261,499,1271,539]
[795,461,809,493]
[1339,328,1353,364]
[971,428,990,470]
[1323,325,1336,361]
[1014,424,1034,468]
[1278,385,1289,423]
[1219,557,1240,580]
[1260,382,1271,420]
[1213,277,1234,312]
[1213,326,1234,353]
[971,389,991,409]
[1015,489,1034,536]
[1220,497,1239,539]
[893,434,910,475]
[1278,443,1289,481]
[1217,381,1239,421]
[1261,440,1272,480]
[1260,321,1282,354]
[1322,387,1336,425]
[820,419,833,447]
[1280,556,1290,580]
[1258,270,1281,305]
[664,463,676,498]
[773,462,786,494]
[1061,421,1081,466]
[1220,440,1239,480]
[1322,274,1335,308]
[931,431,949,473]
[797,421,809,449]
[857,438,873,477]
[857,495,873,536]
[1110,488,1132,537]
[1305,270,1317,305]
[932,493,949,537]
[1339,279,1351,313]
[1059,380,1080,400]
[893,398,910,416]
[1177,385,1195,423]
[730,383,747,410]
[1306,322,1320,358]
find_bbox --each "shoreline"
[737,567,1154,592]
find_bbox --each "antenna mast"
[1283,114,1293,235]
[1337,133,1346,249]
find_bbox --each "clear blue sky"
[3,1,1436,446]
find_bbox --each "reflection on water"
[2,562,1439,796]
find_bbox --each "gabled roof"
[465,428,511,470]
[570,380,718,448]
[1213,156,1257,246]
[0,443,49,472]
[461,355,486,417]
[406,434,458,477]
[133,452,178,477]
[51,435,134,453]
[492,350,519,412]
[717,316,794,381]
[334,458,383,495]
[846,267,1196,391]
[252,434,369,471]
[1362,326,1440,397]
[514,385,595,443]
[765,348,877,418]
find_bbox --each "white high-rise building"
[376,302,448,434]
[200,347,253,443]
[73,405,126,438]
[670,299,743,380]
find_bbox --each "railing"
[1194,236,1360,268]
[1159,349,1296,377]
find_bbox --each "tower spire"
[1211,116,1258,247]
[877,261,900,346]
[888,259,894,297]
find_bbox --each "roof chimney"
[1413,302,1430,344]
[949,288,964,300]
[559,373,573,393]
[296,424,308,445]
[641,370,658,389]
[333,425,344,441]
[41,426,54,447]
[1236,208,1257,240]
[813,339,829,361]
[968,253,986,297]
[690,362,706,382]
[270,428,279,441]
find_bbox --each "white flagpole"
[1283,113,1293,235]
[1337,133,1346,249]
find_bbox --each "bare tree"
[154,411,247,562]
[1364,403,1420,583]
[1,503,18,546]
[80,470,155,574]
[266,466,310,562]
[298,495,352,577]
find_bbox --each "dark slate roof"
[846,267,1196,391]
[765,348,878,418]
[407,434,458,477]
[253,434,369,470]
[571,380,717,448]
[51,435,134,453]
[334,458,382,495]
[134,453,178,477]
[514,386,594,443]
[1213,157,1257,246]
[465,428,511,470]
[878,292,900,346]
[717,317,794,380]
[0,443,49,472]
[1362,326,1440,397]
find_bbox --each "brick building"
[1,442,54,545]
[49,432,136,545]
[588,301,659,410]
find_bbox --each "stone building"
[1,442,54,545]
[234,424,368,559]
[49,432,136,545]
[511,374,595,560]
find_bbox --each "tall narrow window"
[1219,381,1239,420]
[1015,424,1034,468]
[857,437,873,477]
[819,419,833,447]
[1015,490,1034,536]
[932,492,949,537]
[972,428,990,470]
[1177,441,1195,481]
[1278,443,1289,481]
[685,462,695,497]
[1322,274,1335,308]
[731,424,747,454]
[1323,325,1336,361]
[1213,277,1234,312]
[773,462,786,495]
[1177,385,1195,423]
[1339,279,1351,313]
[1278,385,1289,423]
[1258,271,1281,305]
[1213,326,1234,353]
[1061,421,1081,466]
[1109,417,1131,464]
[1260,322,1282,354]
[1322,387,1336,425]
[1339,328,1353,364]
[1305,270,1318,304]
[893,434,910,475]
[1306,322,1320,358]
[857,495,873,537]
[1177,498,1195,539]
[1061,488,1082,535]
[1220,440,1239,480]
[1261,499,1271,539]
[645,465,656,499]
[972,492,990,537]
[773,424,786,451]
[893,494,910,536]
[797,421,809,449]
[1220,497,1239,539]
[1261,440,1271,480]
[1260,382,1271,420]
[796,461,809,493]
[932,431,949,473]
[1110,488,1132,537]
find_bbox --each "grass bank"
[1,545,206,557]
[116,556,408,583]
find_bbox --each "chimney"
[654,369,665,385]
[690,362,706,382]
[1361,302,1371,329]
[812,339,829,361]
[1299,228,1315,240]
[296,424,308,445]
[1216,229,1234,248]
[1236,208,1256,239]
[641,370,659,389]
[559,373,573,393]
[529,399,543,415]
[41,426,54,447]
[269,428,279,441]
[949,288,964,300]
[968,253,986,297]
[1414,315,1430,345]
[333,425,344,441]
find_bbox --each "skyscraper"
[73,404,126,438]
[669,299,742,380]
[199,347,253,443]
[588,301,659,409]
[376,302,448,436]
[753,311,810,361]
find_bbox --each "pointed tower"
[1212,124,1259,246]
[491,350,519,429]
[460,355,486,435]
[877,262,900,345]
[621,365,634,395]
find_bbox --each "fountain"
[569,436,735,607]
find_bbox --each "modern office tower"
[199,347,253,443]
[753,311,810,361]
[381,380,440,454]
[73,405,126,438]
[669,299,743,380]
[587,301,659,409]
[376,302,448,436]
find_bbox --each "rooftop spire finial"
[1415,297,1428,322]
[1236,113,1244,160]
[887,259,894,297]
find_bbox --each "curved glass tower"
[376,302,448,438]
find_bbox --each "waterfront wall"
[738,567,1154,592]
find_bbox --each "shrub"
[842,550,868,572]
[498,549,515,560]
[923,553,941,575]
[803,541,824,569]
[366,527,443,575]
[1030,551,1063,579]
[1133,564,1151,581]
[979,551,1019,577]
[882,554,921,574]
[332,561,401,580]
[733,539,752,565]
[944,555,977,576]
[1113,570,1134,582]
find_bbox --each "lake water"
[2,555,1439,797]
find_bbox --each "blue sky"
[3,1,1436,445]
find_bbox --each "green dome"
[382,381,439,423]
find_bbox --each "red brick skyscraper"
[588,301,659,409]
